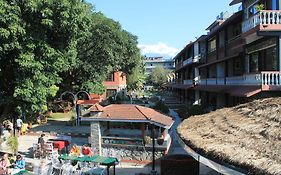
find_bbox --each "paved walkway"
[168,109,219,175]
[29,121,90,136]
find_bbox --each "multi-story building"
[170,0,281,109]
[144,56,175,74]
[103,71,127,98]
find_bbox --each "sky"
[87,0,240,59]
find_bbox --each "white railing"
[183,79,193,85]
[242,10,281,33]
[196,72,281,86]
[226,74,261,85]
[194,54,201,63]
[217,78,225,85]
[207,78,217,85]
[183,57,193,66]
[198,78,207,85]
[262,71,281,86]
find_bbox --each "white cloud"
[138,42,179,58]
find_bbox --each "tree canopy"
[0,0,142,118]
[148,67,171,89]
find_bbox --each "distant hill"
[178,97,281,175]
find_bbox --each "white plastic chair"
[44,142,59,159]
[32,143,41,159]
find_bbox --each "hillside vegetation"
[178,97,281,175]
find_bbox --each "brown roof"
[89,103,104,112]
[77,99,101,105]
[93,104,174,128]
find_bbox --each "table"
[48,139,70,153]
[59,155,118,175]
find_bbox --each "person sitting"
[81,144,93,157]
[69,144,80,156]
[10,155,25,174]
[0,154,10,174]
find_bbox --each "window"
[250,52,259,73]
[208,37,216,53]
[106,73,114,82]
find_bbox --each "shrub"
[7,136,18,155]
[177,105,206,119]
[153,101,169,114]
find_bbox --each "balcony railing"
[183,79,193,85]
[242,10,281,33]
[262,71,281,86]
[198,72,281,86]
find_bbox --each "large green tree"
[149,66,171,89]
[60,12,142,94]
[0,0,92,118]
[127,64,146,90]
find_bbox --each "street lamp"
[151,124,157,175]
[60,91,91,126]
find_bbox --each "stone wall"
[102,146,164,161]
[90,122,101,155]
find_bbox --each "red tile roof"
[89,104,104,112]
[77,99,101,105]
[88,104,174,128]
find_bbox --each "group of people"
[0,117,24,135]
[69,144,94,157]
[0,154,25,174]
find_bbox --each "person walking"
[16,117,23,135]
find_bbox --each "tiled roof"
[94,104,174,128]
[77,99,101,105]
[89,104,104,112]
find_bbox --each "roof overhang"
[80,117,173,129]
[230,0,242,6]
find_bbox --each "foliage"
[254,4,264,11]
[127,63,146,90]
[176,105,206,119]
[0,0,92,118]
[153,101,169,114]
[0,1,142,119]
[7,135,19,155]
[148,67,171,89]
[61,12,143,94]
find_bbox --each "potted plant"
[7,136,19,155]
[255,4,264,11]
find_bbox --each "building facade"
[81,104,174,161]
[144,56,175,74]
[103,71,127,98]
[169,0,281,109]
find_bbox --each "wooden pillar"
[141,123,145,139]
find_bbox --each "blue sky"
[87,0,240,58]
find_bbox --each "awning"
[230,0,242,6]
[227,86,262,97]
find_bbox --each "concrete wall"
[90,122,101,155]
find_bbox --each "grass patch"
[49,112,73,121]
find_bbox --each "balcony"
[242,10,281,33]
[183,79,193,85]
[198,72,281,86]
